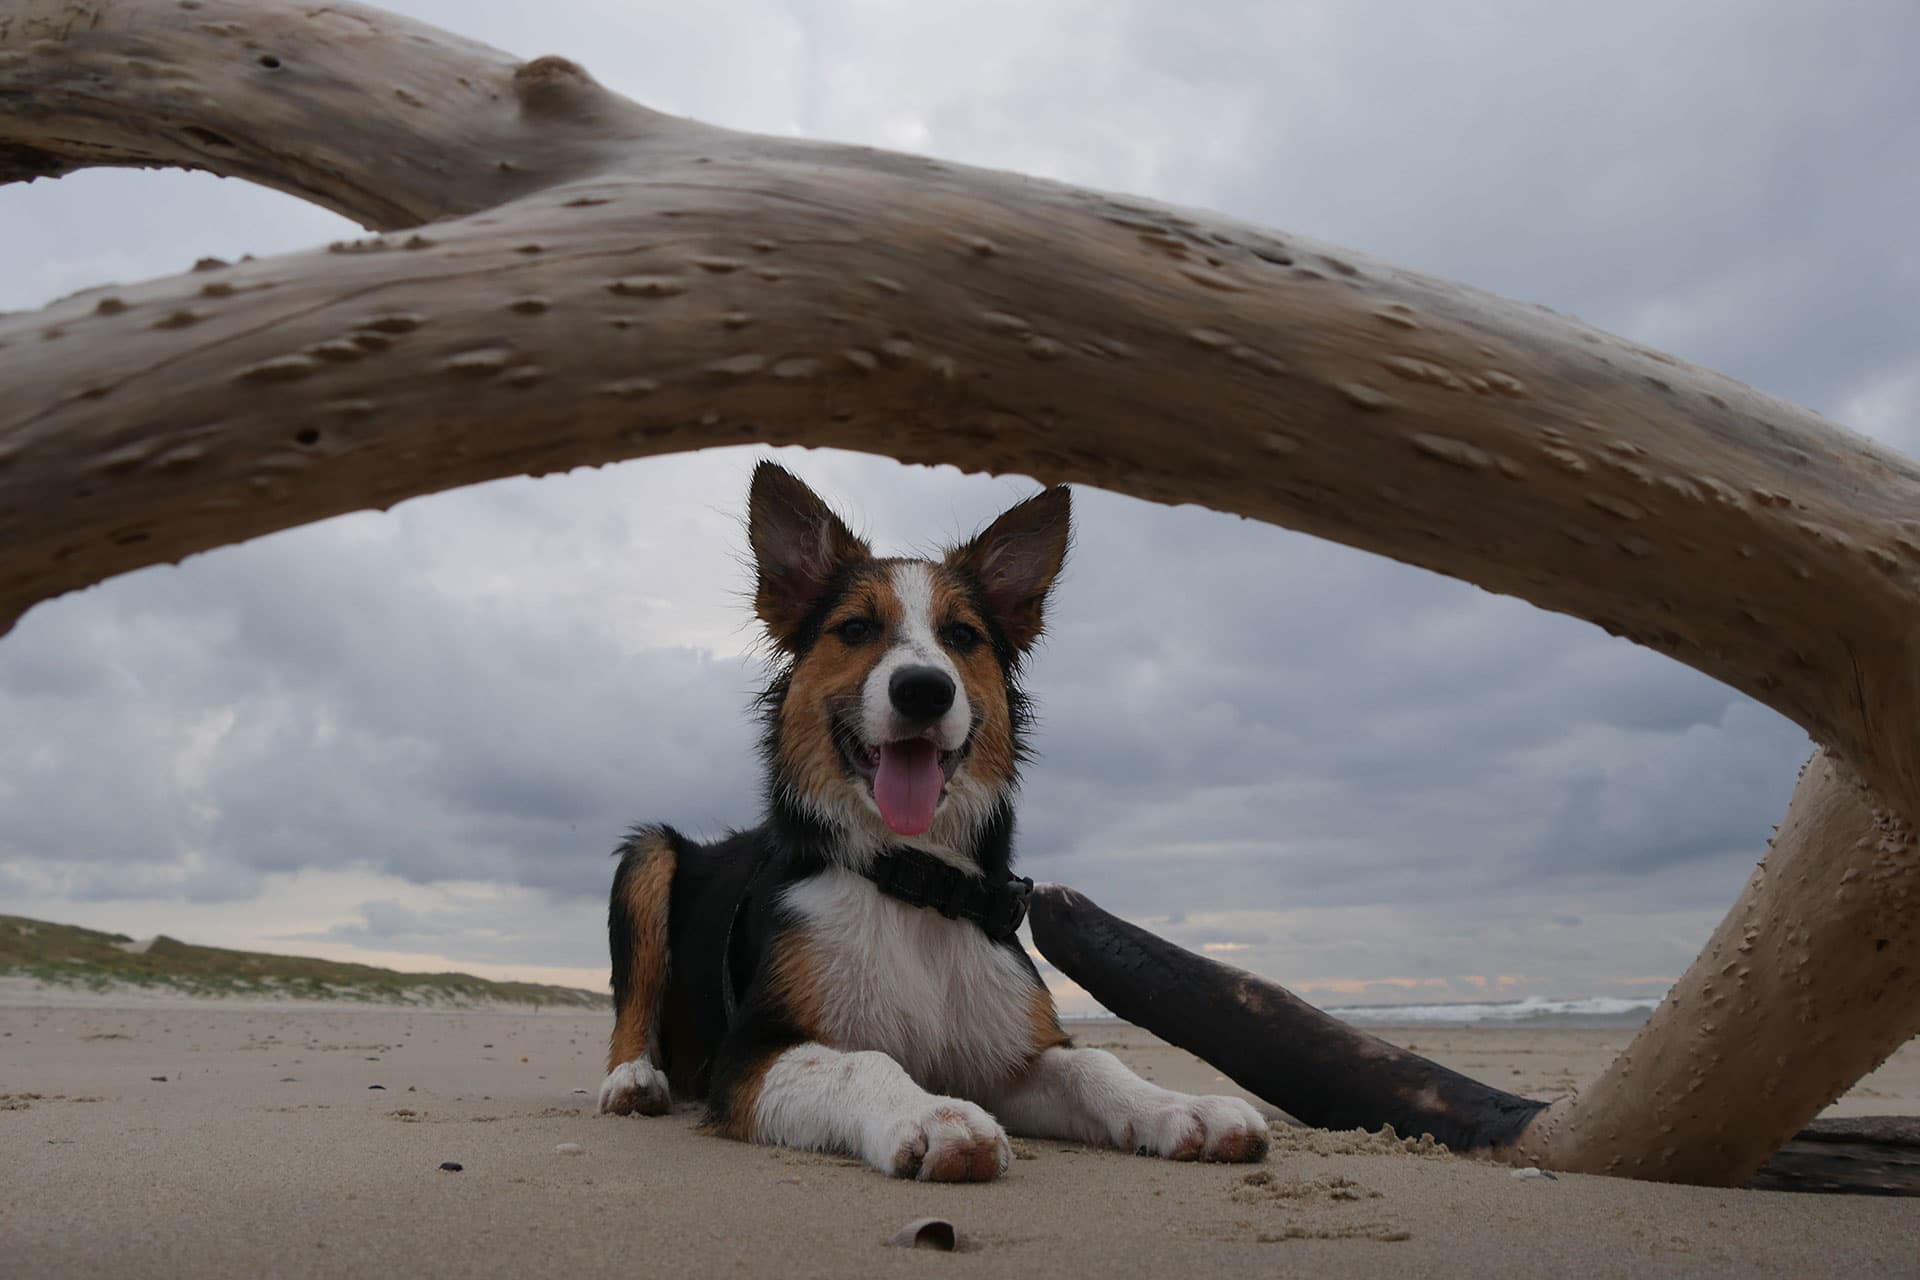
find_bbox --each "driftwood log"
[4,0,1917,1191]
[1028,881,1920,1195]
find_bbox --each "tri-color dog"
[597,462,1269,1180]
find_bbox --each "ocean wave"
[1057,993,1665,1027]
[1321,995,1663,1026]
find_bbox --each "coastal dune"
[4,992,1915,1278]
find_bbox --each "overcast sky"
[4,0,1916,1010]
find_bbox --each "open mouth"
[834,718,966,837]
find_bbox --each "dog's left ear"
[946,486,1072,655]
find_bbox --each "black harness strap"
[861,847,1034,943]
[718,853,780,1024]
[719,893,748,1023]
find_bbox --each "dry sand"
[3,988,1916,1278]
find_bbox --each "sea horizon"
[1059,993,1663,1030]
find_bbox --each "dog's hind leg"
[599,826,677,1116]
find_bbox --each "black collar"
[863,847,1034,943]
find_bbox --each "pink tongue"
[873,739,944,835]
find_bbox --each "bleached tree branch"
[5,0,1917,1189]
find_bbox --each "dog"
[597,461,1269,1181]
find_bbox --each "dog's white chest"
[781,869,1040,1099]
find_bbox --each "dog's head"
[748,462,1070,856]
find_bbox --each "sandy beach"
[4,990,1916,1278]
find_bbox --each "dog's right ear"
[748,461,871,649]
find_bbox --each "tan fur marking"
[928,570,1017,789]
[607,835,675,1073]
[768,929,831,1042]
[1026,981,1072,1059]
[704,934,834,1140]
[709,1050,782,1140]
[777,572,896,801]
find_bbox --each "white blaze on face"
[861,562,971,753]
[851,562,976,839]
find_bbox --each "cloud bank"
[7,0,1902,1008]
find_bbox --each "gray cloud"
[1,0,1905,1002]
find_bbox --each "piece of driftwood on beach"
[1029,883,1920,1195]
[4,0,1917,1190]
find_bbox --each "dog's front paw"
[1125,1094,1269,1163]
[598,1059,671,1116]
[878,1101,1011,1182]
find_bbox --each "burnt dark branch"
[1028,883,1546,1152]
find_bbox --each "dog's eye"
[833,617,877,645]
[939,622,982,652]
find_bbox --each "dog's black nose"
[889,665,956,723]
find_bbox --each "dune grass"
[0,914,606,1008]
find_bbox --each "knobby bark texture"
[1511,751,1920,1183]
[4,0,1917,1189]
[1030,839,1920,1193]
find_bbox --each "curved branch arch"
[4,0,1916,1189]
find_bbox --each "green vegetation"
[0,914,606,1008]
